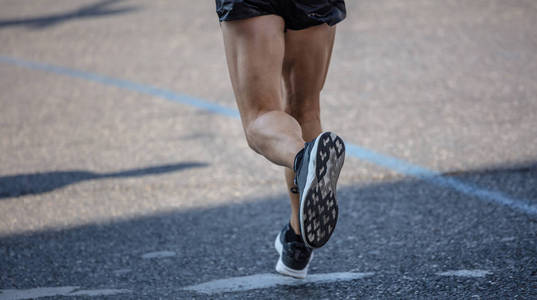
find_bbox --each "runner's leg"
[281,24,337,235]
[220,15,304,169]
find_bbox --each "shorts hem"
[216,0,346,30]
[286,14,346,31]
[218,12,274,23]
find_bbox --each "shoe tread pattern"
[302,132,345,248]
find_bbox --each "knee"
[243,110,298,153]
[244,116,265,154]
[244,124,260,153]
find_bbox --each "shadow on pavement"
[0,162,208,199]
[0,0,138,30]
[443,162,537,177]
[0,162,535,298]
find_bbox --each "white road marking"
[113,268,132,275]
[141,251,176,259]
[436,270,492,278]
[0,287,77,300]
[183,272,375,294]
[0,287,130,300]
[68,289,131,296]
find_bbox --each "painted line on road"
[1,55,535,216]
[141,250,176,259]
[436,270,492,278]
[0,286,131,300]
[182,272,375,294]
[346,144,537,215]
[0,56,240,119]
[113,268,132,276]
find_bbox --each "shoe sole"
[299,132,345,249]
[274,233,311,279]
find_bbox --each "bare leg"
[281,24,337,235]
[220,16,304,169]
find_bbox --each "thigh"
[282,24,336,125]
[220,15,286,127]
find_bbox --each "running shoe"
[294,132,345,249]
[274,223,313,279]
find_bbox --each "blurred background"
[1,1,536,298]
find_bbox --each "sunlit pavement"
[1,1,536,298]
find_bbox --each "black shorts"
[215,0,346,30]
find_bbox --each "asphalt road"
[1,0,536,299]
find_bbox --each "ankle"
[289,219,301,235]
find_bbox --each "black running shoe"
[294,132,345,249]
[274,223,313,279]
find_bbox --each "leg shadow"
[0,0,139,30]
[0,162,208,199]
